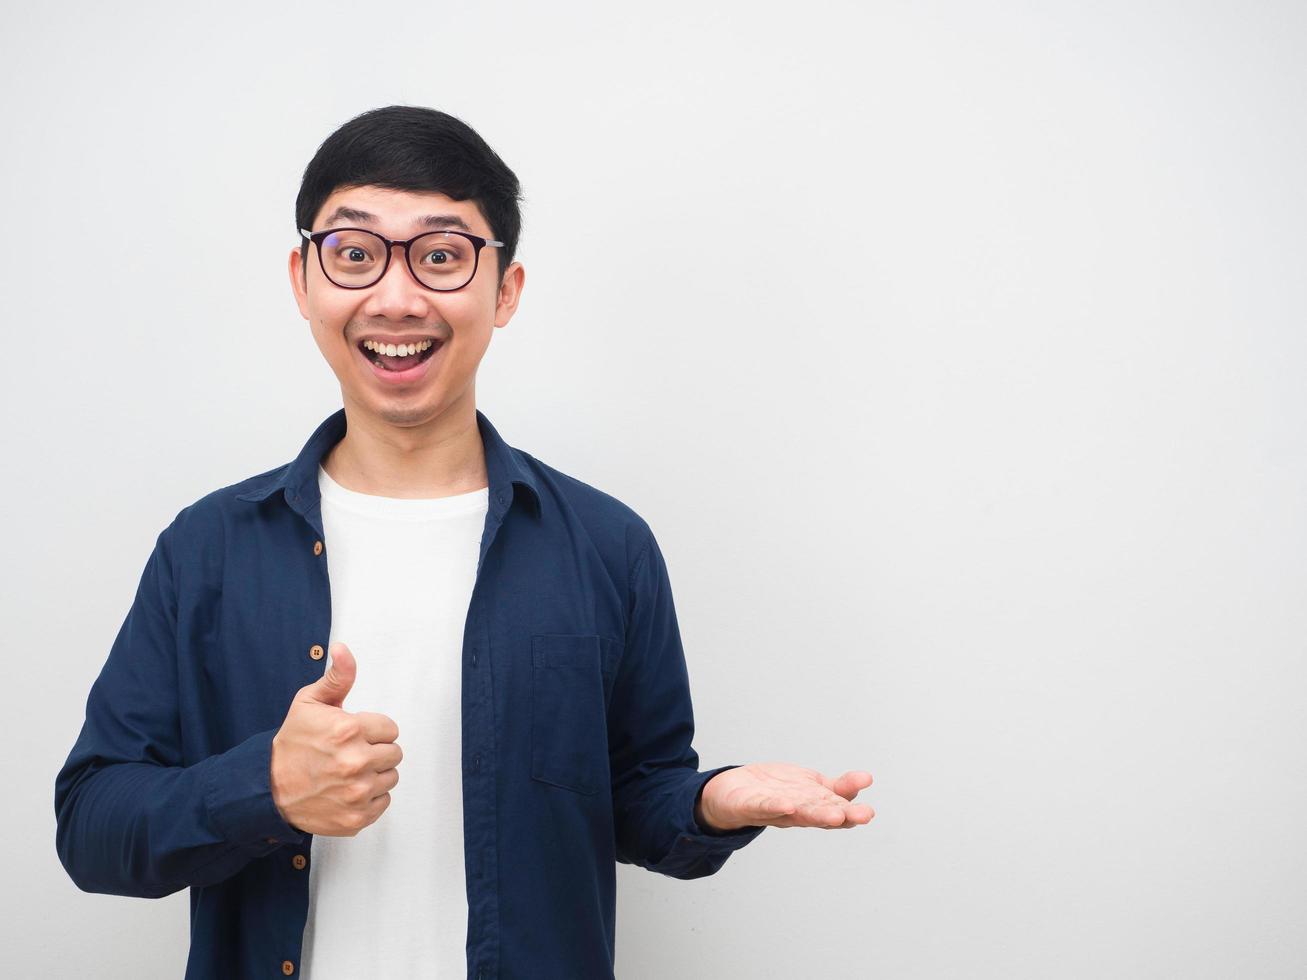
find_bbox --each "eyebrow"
[321,205,473,233]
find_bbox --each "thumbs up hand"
[270,642,403,837]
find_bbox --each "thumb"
[306,641,356,707]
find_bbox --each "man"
[54,105,875,979]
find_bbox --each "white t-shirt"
[299,463,488,979]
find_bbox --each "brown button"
[309,644,324,660]
[292,854,307,870]
[313,540,323,556]
[281,961,295,975]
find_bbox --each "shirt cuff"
[203,728,309,848]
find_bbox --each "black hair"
[295,105,523,283]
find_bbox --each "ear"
[493,261,525,329]
[288,245,310,320]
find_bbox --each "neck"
[322,397,489,499]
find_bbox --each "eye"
[423,248,453,265]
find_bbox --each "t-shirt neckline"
[317,463,490,521]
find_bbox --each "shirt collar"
[234,407,542,518]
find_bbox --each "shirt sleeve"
[53,519,306,900]
[608,524,765,880]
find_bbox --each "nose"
[362,243,430,318]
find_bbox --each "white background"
[4,1,1305,976]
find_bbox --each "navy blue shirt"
[54,407,765,979]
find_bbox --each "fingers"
[367,791,393,821]
[370,741,403,772]
[791,793,876,829]
[829,769,874,801]
[776,797,849,829]
[813,801,874,829]
[751,792,876,830]
[373,766,400,797]
[845,802,876,823]
[352,710,400,744]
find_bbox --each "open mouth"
[358,338,442,372]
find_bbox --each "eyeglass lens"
[318,230,477,290]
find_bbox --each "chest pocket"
[530,633,622,795]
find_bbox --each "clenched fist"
[270,642,403,837]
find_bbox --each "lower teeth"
[371,347,435,371]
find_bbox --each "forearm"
[55,729,302,898]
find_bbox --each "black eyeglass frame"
[298,226,505,292]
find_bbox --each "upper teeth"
[363,339,435,357]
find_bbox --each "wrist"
[694,775,734,834]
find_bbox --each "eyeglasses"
[299,226,504,292]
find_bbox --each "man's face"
[289,184,524,429]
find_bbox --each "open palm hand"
[698,762,875,831]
